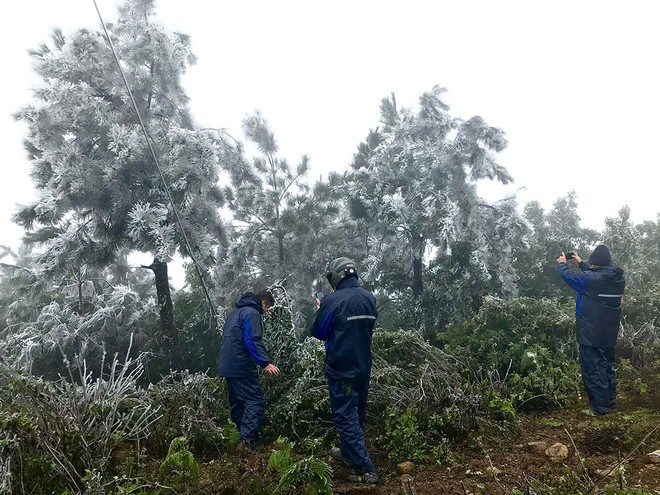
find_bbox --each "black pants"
[579,344,616,414]
[226,376,265,448]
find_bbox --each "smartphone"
[565,252,575,260]
[314,291,324,300]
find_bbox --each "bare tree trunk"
[147,259,183,370]
[278,236,285,267]
[277,234,286,285]
[412,233,425,298]
[413,256,423,298]
[78,278,84,314]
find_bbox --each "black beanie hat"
[589,245,612,266]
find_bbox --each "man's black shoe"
[347,471,379,484]
[330,447,352,467]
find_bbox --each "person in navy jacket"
[310,257,379,484]
[218,290,280,449]
[556,245,625,415]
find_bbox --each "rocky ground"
[327,398,660,494]
[196,400,660,494]
[347,411,660,494]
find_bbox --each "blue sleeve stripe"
[576,293,582,317]
[563,274,587,293]
[313,310,335,341]
[243,316,264,366]
[557,265,588,293]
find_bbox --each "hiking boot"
[347,471,379,484]
[330,447,351,467]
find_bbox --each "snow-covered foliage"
[212,113,346,328]
[0,285,146,378]
[346,86,525,300]
[13,0,229,276]
[10,0,236,368]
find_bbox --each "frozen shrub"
[0,344,158,494]
[146,370,235,456]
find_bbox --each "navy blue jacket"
[310,277,378,381]
[218,293,271,378]
[557,262,625,347]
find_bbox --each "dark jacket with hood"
[218,293,271,378]
[310,277,377,381]
[557,262,626,347]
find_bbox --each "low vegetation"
[1,296,659,494]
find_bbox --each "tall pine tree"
[348,86,519,299]
[13,0,229,370]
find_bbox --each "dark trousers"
[328,376,375,474]
[226,376,265,448]
[579,344,616,413]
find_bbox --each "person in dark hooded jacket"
[218,290,280,449]
[556,245,625,415]
[310,257,379,484]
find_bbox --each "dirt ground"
[197,392,660,494]
[328,402,660,494]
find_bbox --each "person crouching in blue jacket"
[310,257,379,484]
[218,290,280,449]
[556,245,625,415]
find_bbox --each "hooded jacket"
[310,277,378,381]
[218,293,271,377]
[557,262,626,347]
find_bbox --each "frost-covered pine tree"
[348,85,519,298]
[13,0,229,370]
[216,111,360,325]
[219,114,313,289]
[601,206,660,291]
[514,192,599,299]
[0,245,55,332]
[230,112,311,280]
[0,243,157,377]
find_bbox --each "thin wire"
[92,0,218,323]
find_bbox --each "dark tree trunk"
[412,255,423,298]
[148,259,183,370]
[278,236,285,267]
[77,279,84,314]
[412,233,425,298]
